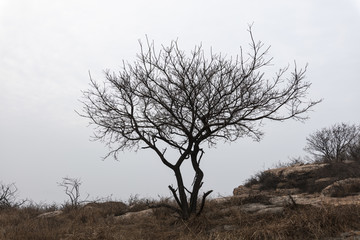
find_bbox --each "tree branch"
[197,190,213,216]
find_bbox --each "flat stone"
[37,210,63,218]
[240,203,280,213]
[114,209,154,221]
[256,206,284,215]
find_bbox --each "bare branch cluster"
[305,123,360,163]
[0,182,26,209]
[58,177,88,208]
[82,31,319,161]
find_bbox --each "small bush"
[258,171,282,190]
[244,170,281,190]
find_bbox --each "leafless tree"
[349,134,360,161]
[58,177,87,208]
[0,182,26,209]
[80,27,320,219]
[305,123,360,163]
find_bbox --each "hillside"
[2,162,360,239]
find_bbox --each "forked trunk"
[169,146,212,220]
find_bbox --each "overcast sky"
[1,0,360,204]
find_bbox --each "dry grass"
[1,197,360,240]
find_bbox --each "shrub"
[244,170,281,190]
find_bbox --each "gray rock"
[256,206,284,215]
[37,210,63,218]
[240,203,270,213]
[114,209,154,221]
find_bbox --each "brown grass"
[1,198,360,240]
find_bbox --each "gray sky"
[1,0,360,204]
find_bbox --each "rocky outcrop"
[322,178,360,197]
[232,185,252,196]
[232,162,360,217]
[234,162,360,196]
[269,163,328,178]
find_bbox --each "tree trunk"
[169,146,211,220]
[172,167,190,220]
[189,145,204,214]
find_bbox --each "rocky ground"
[231,161,360,239]
[4,161,360,239]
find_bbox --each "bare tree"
[0,182,26,209]
[349,134,360,161]
[305,123,360,163]
[80,27,320,219]
[58,177,87,208]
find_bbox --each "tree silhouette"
[305,123,360,162]
[80,27,321,219]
